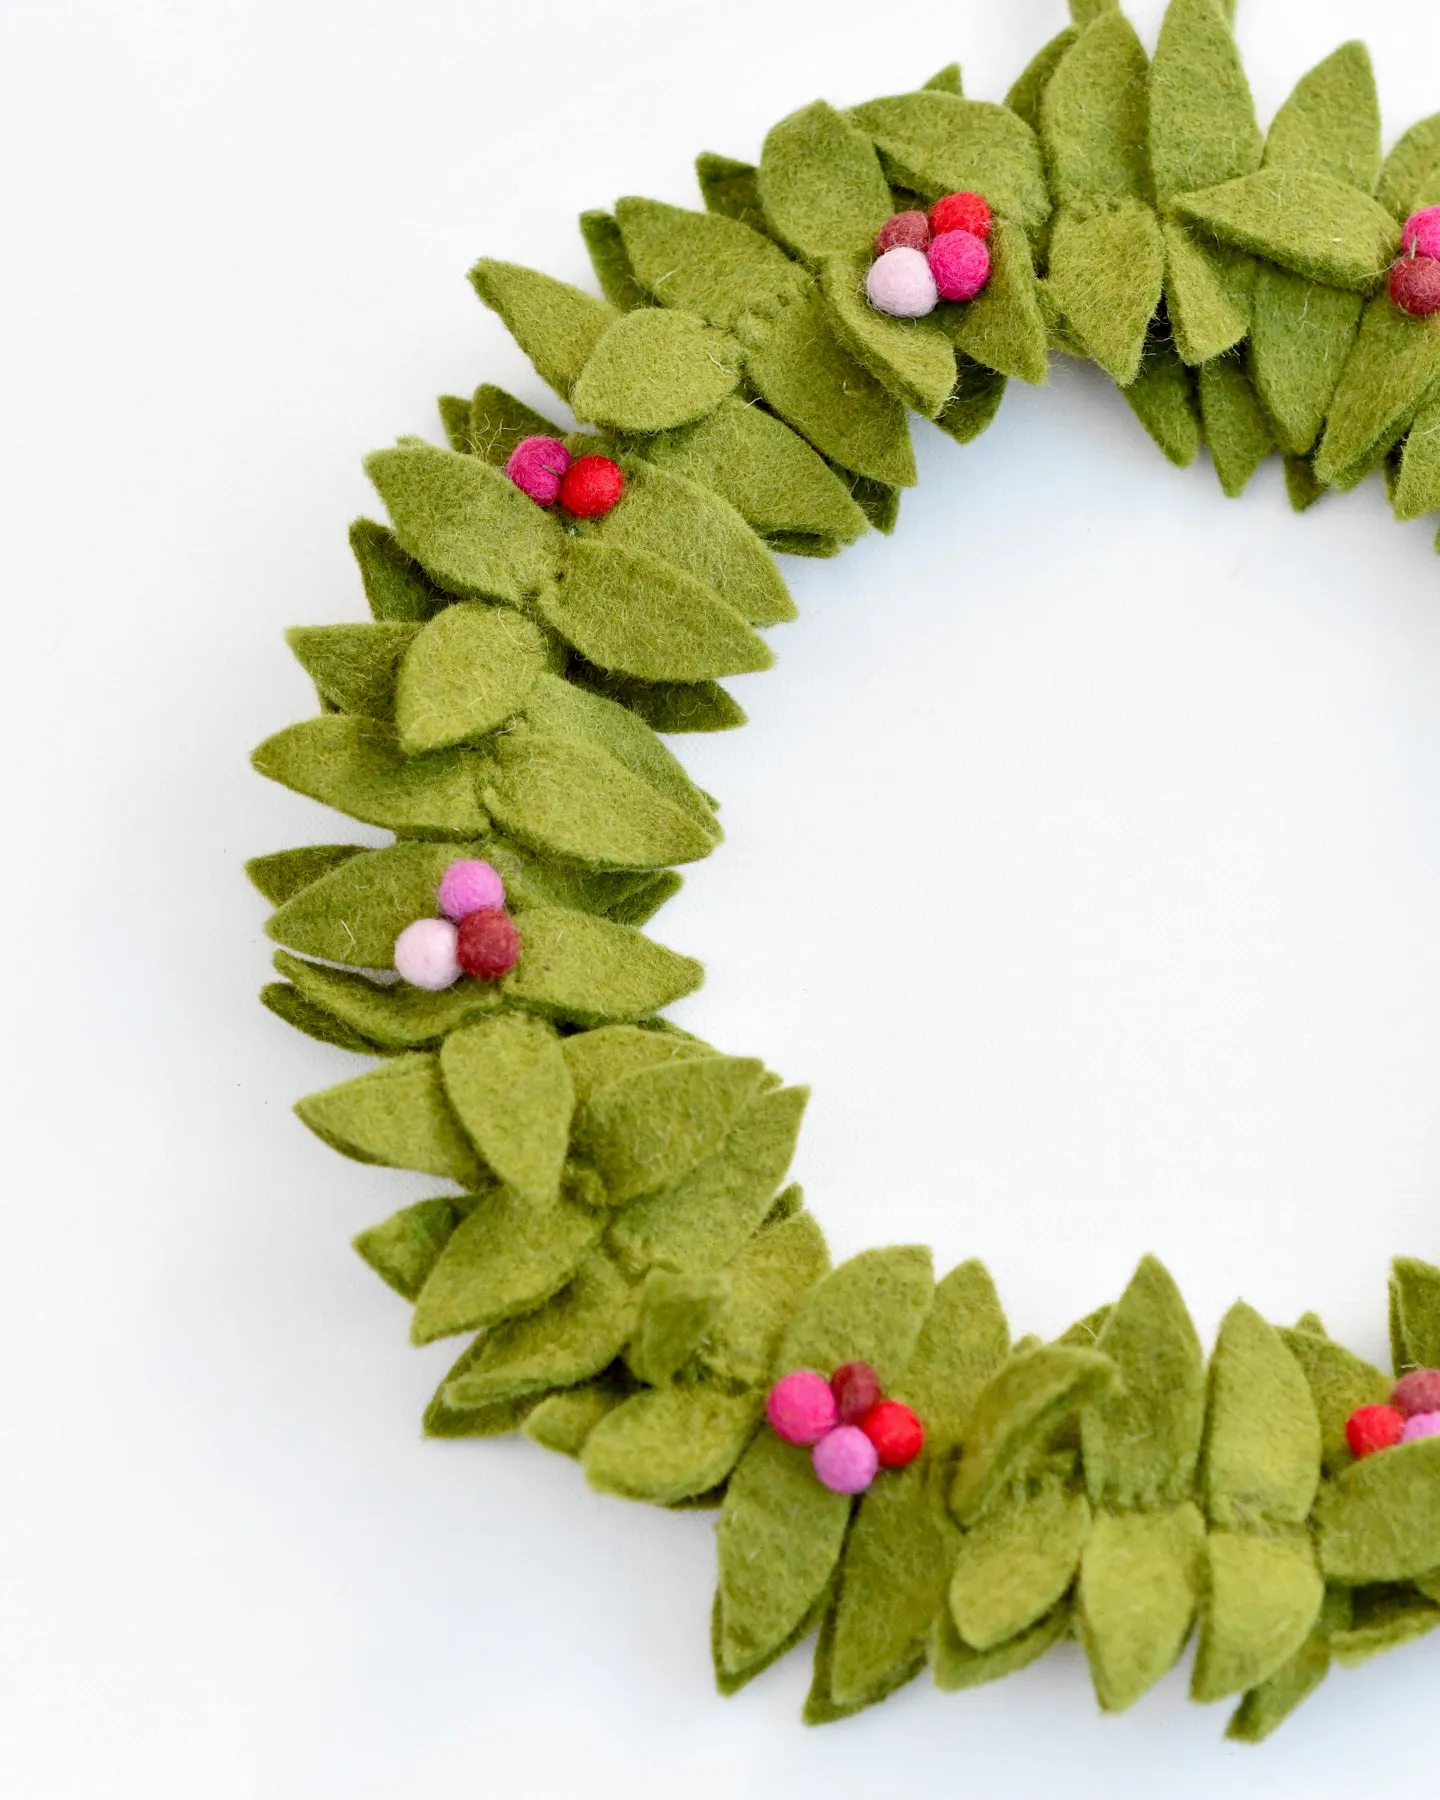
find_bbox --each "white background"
[5,0,1440,1793]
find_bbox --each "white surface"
[5,0,1440,1793]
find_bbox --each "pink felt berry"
[830,1361,883,1424]
[438,858,506,922]
[1400,1410,1440,1444]
[865,246,938,318]
[929,191,992,240]
[1392,1368,1440,1418]
[812,1425,879,1495]
[928,229,991,303]
[456,907,520,980]
[1390,253,1440,318]
[766,1370,838,1446]
[559,454,625,518]
[1346,1403,1405,1459]
[394,916,461,990]
[874,210,930,256]
[505,435,571,506]
[1403,205,1440,263]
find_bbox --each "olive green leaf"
[758,100,894,265]
[1225,1587,1350,1743]
[1316,1437,1440,1583]
[523,1376,635,1459]
[780,1246,934,1388]
[1393,388,1440,521]
[468,258,618,401]
[1148,0,1261,209]
[252,716,486,837]
[1042,10,1151,208]
[295,1052,486,1187]
[1203,1302,1321,1529]
[572,308,743,433]
[936,356,1007,445]
[394,603,547,753]
[575,1055,767,1204]
[1314,299,1440,489]
[1005,28,1080,137]
[931,1596,1072,1691]
[1376,111,1440,222]
[438,1014,574,1207]
[1390,1254,1440,1371]
[950,1472,1092,1651]
[466,384,567,467]
[1251,269,1364,458]
[1198,353,1276,497]
[560,1022,713,1107]
[1191,1533,1323,1704]
[274,949,498,1052]
[1077,1501,1207,1712]
[352,1197,465,1301]
[583,1386,763,1505]
[261,980,386,1054]
[349,518,445,624]
[613,196,806,330]
[696,1207,830,1390]
[570,666,746,734]
[245,842,367,907]
[1046,205,1165,387]
[1265,41,1381,193]
[695,151,766,232]
[820,251,958,418]
[502,907,705,1026]
[1175,171,1399,291]
[627,1268,730,1385]
[286,623,417,719]
[1121,318,1202,465]
[936,215,1047,387]
[1160,218,1251,365]
[1330,1585,1440,1667]
[578,209,649,312]
[847,93,1050,238]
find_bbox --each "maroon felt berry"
[859,1399,925,1470]
[929,190,992,240]
[1345,1403,1405,1460]
[559,454,625,518]
[456,907,520,980]
[1389,253,1440,318]
[830,1361,883,1424]
[1392,1368,1440,1419]
[874,210,930,257]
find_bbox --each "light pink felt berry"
[766,1370,838,1446]
[812,1424,879,1494]
[1400,1410,1440,1444]
[505,435,572,506]
[865,246,938,318]
[1403,206,1440,262]
[928,229,991,302]
[438,858,506,921]
[394,916,461,990]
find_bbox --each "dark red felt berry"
[456,907,520,980]
[1392,1369,1440,1418]
[859,1399,925,1470]
[874,210,930,257]
[929,190,992,240]
[1346,1403,1405,1459]
[559,454,625,518]
[1389,253,1440,318]
[830,1361,883,1424]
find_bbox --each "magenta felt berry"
[505,435,571,506]
[1400,1410,1440,1444]
[929,191,992,240]
[866,246,938,318]
[1346,1403,1405,1459]
[394,916,461,990]
[929,229,991,302]
[830,1361,883,1424]
[438,858,505,921]
[874,210,930,256]
[1403,205,1440,262]
[1390,253,1440,317]
[812,1425,879,1494]
[766,1370,838,1446]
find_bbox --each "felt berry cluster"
[505,434,625,517]
[1346,1367,1440,1458]
[866,190,994,319]
[765,1361,924,1493]
[1389,207,1440,319]
[392,859,520,989]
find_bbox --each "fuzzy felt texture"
[1376,112,1440,223]
[260,980,384,1053]
[578,210,649,313]
[697,1208,830,1391]
[949,1472,1091,1651]
[822,251,955,415]
[1147,0,1261,211]
[1203,1302,1321,1529]
[1041,11,1152,212]
[583,1386,763,1505]
[1390,1255,1440,1372]
[352,1197,463,1301]
[937,218,1049,385]
[1046,204,1165,387]
[349,519,445,624]
[758,100,894,266]
[1225,1588,1349,1743]
[1250,268,1364,458]
[1329,1586,1440,1667]
[1265,41,1382,194]
[393,603,546,754]
[1191,1533,1324,1703]
[286,622,417,719]
[560,1022,713,1107]
[1314,298,1440,488]
[614,197,806,332]
[1005,29,1080,137]
[1392,389,1440,520]
[848,93,1051,239]
[629,1268,731,1386]
[245,842,366,906]
[779,1248,934,1391]
[572,308,743,435]
[1078,1502,1207,1712]
[468,259,617,402]
[1161,220,1251,365]
[466,385,567,468]
[438,1014,574,1208]
[936,356,1007,444]
[252,717,487,838]
[295,1052,486,1187]
[695,152,767,233]
[1175,169,1399,291]
[930,1596,1072,1692]
[575,1054,768,1206]
[522,1379,632,1459]
[571,666,745,734]
[1198,354,1275,496]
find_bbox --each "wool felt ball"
[766,1370,838,1446]
[456,907,521,980]
[865,246,938,318]
[1399,1410,1440,1444]
[1403,206,1440,262]
[393,916,461,990]
[559,454,625,518]
[1389,253,1440,318]
[438,858,505,921]
[1346,1403,1406,1459]
[830,1361,883,1424]
[874,210,930,256]
[859,1399,925,1469]
[812,1424,879,1495]
[929,230,991,303]
[1392,1368,1440,1418]
[929,190,992,240]
[505,435,572,506]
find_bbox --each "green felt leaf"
[1198,354,1275,497]
[1203,1302,1320,1529]
[1162,219,1250,364]
[523,1376,634,1459]
[846,475,900,535]
[295,1052,485,1187]
[575,1054,767,1205]
[584,1385,762,1505]
[1069,0,1118,21]
[349,518,445,624]
[286,623,417,719]
[1040,10,1152,207]
[950,1472,1091,1651]
[246,842,366,907]
[1083,1256,1204,1510]
[352,1197,463,1300]
[393,603,547,753]
[1390,1255,1440,1373]
[539,538,772,683]
[1264,43,1381,193]
[571,666,746,734]
[695,152,767,233]
[275,950,499,1053]
[1176,170,1399,291]
[1376,112,1440,222]
[501,907,705,1026]
[613,197,806,331]
[560,1022,713,1107]
[466,385,566,469]
[469,259,617,401]
[1045,203,1165,386]
[820,251,958,418]
[698,1208,831,1392]
[1250,265,1363,457]
[1077,1501,1207,1712]
[1005,29,1080,137]
[1121,318,1202,464]
[571,309,743,434]
[780,1247,934,1389]
[438,393,472,452]
[1314,299,1440,489]
[892,1259,1010,1445]
[438,1014,574,1207]
[930,1596,1072,1691]
[1330,1585,1440,1667]
[423,1368,538,1441]
[252,716,486,836]
[1393,389,1440,521]
[578,209,649,312]
[628,1267,729,1385]
[260,980,386,1055]
[847,93,1050,238]
[757,101,893,267]
[1148,0,1262,210]
[1192,1532,1324,1702]
[1225,1588,1349,1743]
[936,356,1007,445]
[1316,1437,1440,1583]
[940,218,1048,386]
[1277,1327,1389,1478]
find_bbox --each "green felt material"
[274,946,493,1052]
[1265,43,1382,193]
[572,309,743,434]
[286,623,417,719]
[950,1346,1115,1526]
[541,539,772,683]
[1282,1327,1389,1478]
[1069,0,1118,22]
[438,393,472,452]
[560,1022,713,1107]
[1148,0,1261,210]
[1041,11,1151,210]
[757,101,893,266]
[847,475,900,534]
[820,252,958,418]
[1005,29,1080,137]
[1077,1501,1207,1712]
[1192,1532,1324,1702]
[245,842,366,906]
[393,602,546,753]
[848,93,1051,239]
[422,1364,538,1440]
[1045,205,1165,386]
[352,1197,463,1301]
[1203,1302,1320,1528]
[936,357,1007,444]
[410,1186,602,1344]
[576,1054,768,1205]
[1175,170,1399,291]
[1393,390,1440,520]
[614,197,806,332]
[1161,220,1250,365]
[895,1259,1010,1443]
[715,1428,852,1679]
[629,1268,729,1384]
[950,1472,1091,1651]
[924,64,963,96]
[467,385,566,469]
[1250,266,1363,457]
[295,1052,485,1187]
[1120,324,1202,466]
[695,152,767,233]
[252,716,486,837]
[1198,354,1275,496]
[1316,1437,1440,1583]
[584,1385,762,1505]
[578,209,649,313]
[780,1247,934,1389]
[745,288,916,487]
[260,980,385,1054]
[349,518,444,624]
[712,1580,835,1697]
[523,1377,632,1458]
[931,1597,1072,1691]
[572,666,746,734]
[438,1015,574,1207]
[1376,112,1440,222]
[469,259,617,402]
[1314,299,1440,488]
[1329,1585,1440,1667]
[1226,1588,1349,1743]
[940,218,1049,386]
[1389,1255,1440,1373]
[698,1208,830,1389]
[442,1251,636,1409]
[502,907,705,1026]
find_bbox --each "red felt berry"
[456,907,520,980]
[559,454,625,518]
[929,190,992,240]
[859,1399,925,1469]
[1389,253,1440,318]
[831,1361,883,1424]
[1392,1368,1440,1418]
[874,210,930,256]
[1346,1403,1405,1460]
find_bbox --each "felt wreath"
[249,0,1440,1739]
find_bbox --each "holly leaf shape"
[613,196,807,331]
[571,308,744,433]
[758,100,894,264]
[438,1014,574,1208]
[468,258,618,402]
[393,604,548,754]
